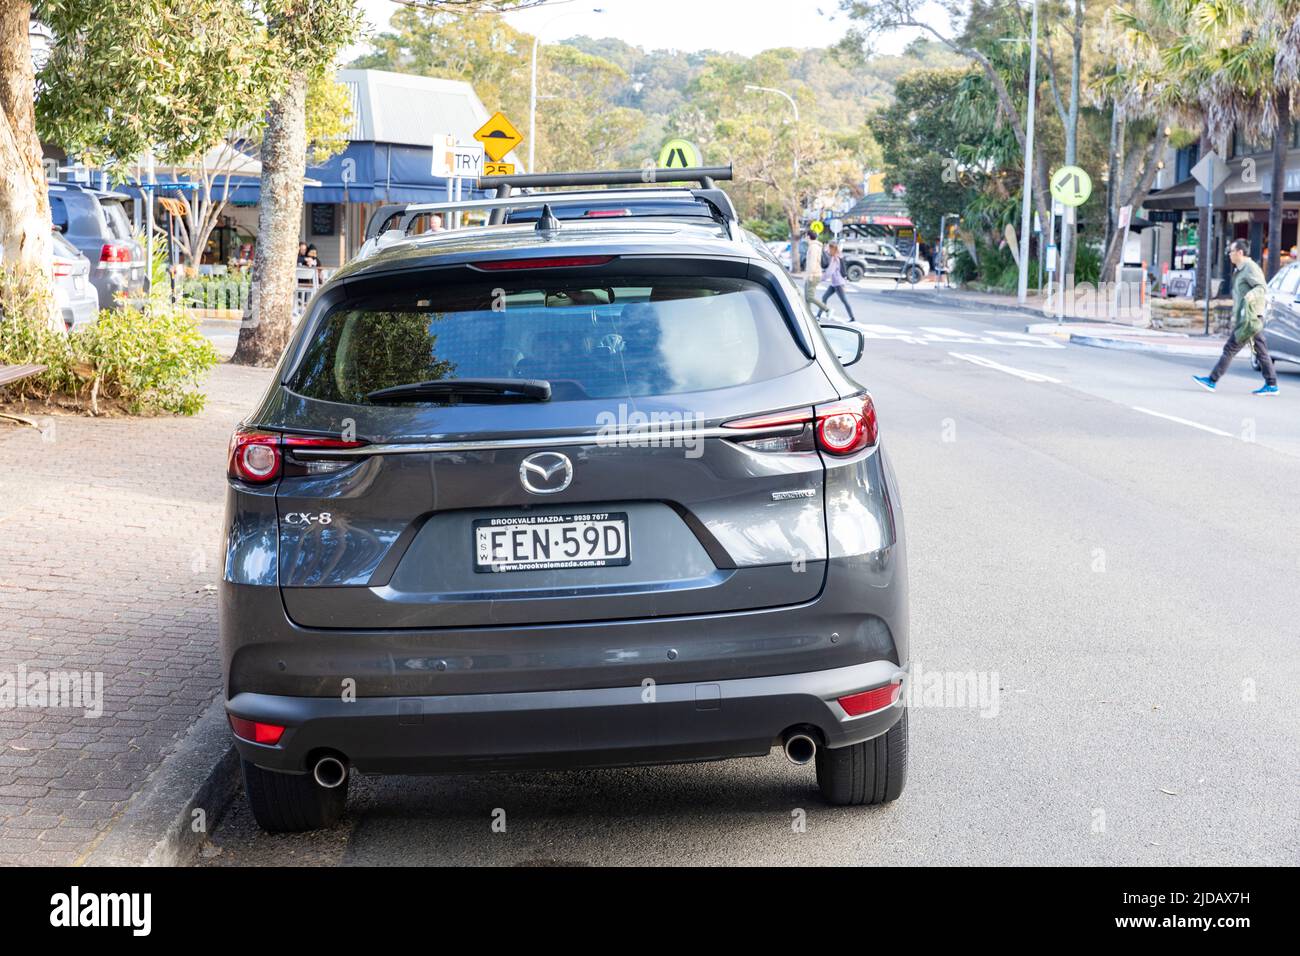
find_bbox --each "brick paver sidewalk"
[0,362,271,865]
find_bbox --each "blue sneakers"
[1193,375,1216,391]
[1253,384,1279,395]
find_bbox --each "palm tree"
[1114,0,1286,300]
[1259,2,1299,276]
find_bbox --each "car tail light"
[52,260,74,277]
[472,255,614,270]
[582,208,631,218]
[228,429,281,482]
[282,433,369,477]
[227,428,368,483]
[722,407,815,453]
[837,681,901,717]
[815,394,878,455]
[723,394,878,456]
[229,715,285,745]
[99,243,131,264]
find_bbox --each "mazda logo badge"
[519,452,573,495]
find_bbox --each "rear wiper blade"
[365,378,552,403]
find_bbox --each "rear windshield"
[289,276,806,405]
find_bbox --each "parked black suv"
[221,168,910,831]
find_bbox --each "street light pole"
[1016,0,1040,305]
[744,84,800,181]
[529,7,603,174]
[745,84,802,268]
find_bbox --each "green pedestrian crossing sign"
[658,138,701,169]
[1050,165,1092,207]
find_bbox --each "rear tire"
[816,708,908,806]
[240,758,347,833]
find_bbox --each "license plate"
[473,512,629,573]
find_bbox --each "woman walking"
[820,242,857,321]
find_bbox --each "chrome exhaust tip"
[312,755,348,789]
[783,732,817,766]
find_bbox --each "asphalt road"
[201,288,1300,866]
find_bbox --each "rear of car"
[1263,261,1300,368]
[50,231,98,331]
[48,183,147,310]
[220,192,910,831]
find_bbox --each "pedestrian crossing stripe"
[851,324,1065,349]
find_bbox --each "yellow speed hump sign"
[474,112,524,163]
[658,138,702,169]
[1050,165,1092,207]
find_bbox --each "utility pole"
[1016,0,1040,305]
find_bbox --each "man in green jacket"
[1194,239,1279,394]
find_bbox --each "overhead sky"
[350,0,919,59]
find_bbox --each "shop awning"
[1145,156,1285,211]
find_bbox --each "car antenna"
[535,203,561,233]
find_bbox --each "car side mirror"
[820,322,864,367]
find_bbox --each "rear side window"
[1281,265,1300,296]
[49,195,68,233]
[289,276,807,405]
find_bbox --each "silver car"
[48,182,147,310]
[51,231,99,331]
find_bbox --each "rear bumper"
[229,660,907,775]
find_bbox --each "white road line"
[1130,406,1234,438]
[948,352,1063,383]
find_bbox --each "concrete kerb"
[80,697,239,867]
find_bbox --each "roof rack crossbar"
[475,165,732,191]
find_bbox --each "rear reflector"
[228,715,285,745]
[837,682,902,717]
[472,255,614,270]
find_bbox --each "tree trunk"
[789,208,801,273]
[1100,125,1168,282]
[232,72,308,367]
[0,3,53,287]
[1104,103,1119,262]
[1267,90,1290,278]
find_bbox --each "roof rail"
[477,165,735,226]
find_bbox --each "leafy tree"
[35,0,276,166]
[668,52,864,268]
[872,69,982,243]
[233,0,361,367]
[353,6,644,172]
